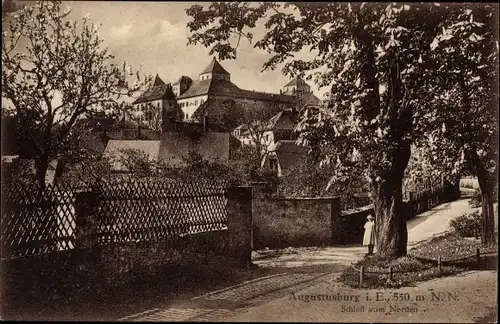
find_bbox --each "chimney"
[280,89,282,94]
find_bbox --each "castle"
[130,58,321,131]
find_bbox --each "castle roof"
[173,75,192,85]
[177,77,297,104]
[274,140,308,172]
[200,57,230,75]
[153,74,165,86]
[284,76,309,87]
[132,82,176,104]
[266,109,299,131]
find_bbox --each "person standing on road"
[363,214,376,256]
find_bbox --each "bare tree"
[2,1,150,185]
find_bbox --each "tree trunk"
[477,179,496,247]
[481,190,495,246]
[371,140,411,258]
[372,176,408,258]
[467,150,497,247]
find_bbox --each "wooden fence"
[1,179,229,259]
[353,248,498,287]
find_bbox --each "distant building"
[235,104,323,177]
[130,74,178,126]
[235,108,300,148]
[132,57,322,129]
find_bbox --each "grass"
[339,254,463,289]
[410,232,498,262]
[340,230,499,290]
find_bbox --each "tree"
[2,1,150,185]
[403,146,451,196]
[418,4,499,246]
[129,102,163,131]
[186,2,452,257]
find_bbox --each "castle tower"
[282,76,311,96]
[198,57,231,82]
[172,75,193,97]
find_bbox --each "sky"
[59,1,326,99]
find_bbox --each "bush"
[468,189,482,208]
[450,211,482,238]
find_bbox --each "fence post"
[226,186,253,269]
[359,265,364,287]
[74,189,100,250]
[476,248,480,264]
[74,188,102,279]
[438,256,442,274]
[389,267,393,280]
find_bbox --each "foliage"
[2,1,150,184]
[177,150,237,183]
[403,145,452,195]
[416,4,498,244]
[185,2,499,256]
[185,2,459,257]
[2,159,38,186]
[230,144,278,185]
[59,154,117,185]
[460,177,479,189]
[278,161,330,198]
[450,211,482,238]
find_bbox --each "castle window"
[195,100,198,105]
[200,99,204,104]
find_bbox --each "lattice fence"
[94,179,229,245]
[1,183,78,259]
[1,179,230,259]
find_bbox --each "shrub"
[468,188,482,208]
[450,211,482,238]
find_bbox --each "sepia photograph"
[1,1,498,322]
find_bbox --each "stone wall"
[252,182,341,249]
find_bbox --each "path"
[118,197,493,322]
[252,197,481,269]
